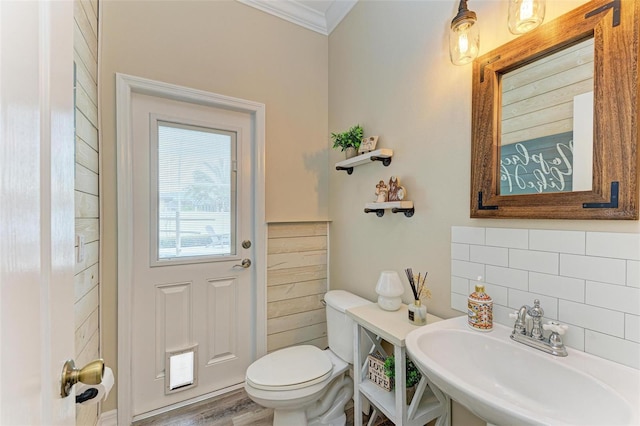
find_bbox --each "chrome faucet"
[509,299,568,357]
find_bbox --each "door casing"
[115,73,266,425]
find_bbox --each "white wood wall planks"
[266,222,329,353]
[74,0,100,423]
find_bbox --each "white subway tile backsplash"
[451,226,640,369]
[585,330,640,370]
[470,245,508,267]
[451,243,469,261]
[493,303,516,327]
[559,300,624,337]
[628,260,640,288]
[451,276,469,295]
[529,229,585,254]
[586,232,640,260]
[508,289,558,319]
[626,314,640,343]
[560,254,626,285]
[479,283,508,306]
[486,227,528,249]
[451,292,467,313]
[485,265,529,291]
[451,260,484,281]
[510,249,559,274]
[561,323,585,352]
[529,272,585,303]
[586,281,640,315]
[451,226,485,245]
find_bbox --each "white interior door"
[0,1,76,424]
[123,86,260,419]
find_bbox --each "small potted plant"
[331,124,363,159]
[383,355,422,404]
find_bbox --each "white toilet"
[245,290,371,426]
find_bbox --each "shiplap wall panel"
[267,279,327,302]
[74,240,99,275]
[267,323,328,352]
[76,84,98,127]
[75,58,97,106]
[76,308,99,355]
[267,223,328,353]
[75,104,99,150]
[74,263,99,304]
[75,192,99,218]
[267,308,326,334]
[75,285,99,330]
[75,163,99,196]
[75,218,99,243]
[74,1,99,424]
[76,138,99,172]
[267,264,327,286]
[501,38,594,145]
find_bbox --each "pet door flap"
[165,345,198,393]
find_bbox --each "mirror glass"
[499,37,594,195]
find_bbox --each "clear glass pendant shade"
[449,0,479,66]
[449,18,479,65]
[508,0,545,34]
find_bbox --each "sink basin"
[406,316,640,426]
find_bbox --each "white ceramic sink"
[406,316,640,426]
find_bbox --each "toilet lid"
[246,345,333,391]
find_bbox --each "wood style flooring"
[132,388,394,426]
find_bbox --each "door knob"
[234,259,251,269]
[60,358,104,397]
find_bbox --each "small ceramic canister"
[468,282,493,331]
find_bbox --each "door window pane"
[156,121,236,260]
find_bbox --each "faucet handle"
[543,321,568,335]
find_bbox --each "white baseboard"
[98,409,117,426]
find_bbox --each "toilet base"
[308,412,346,426]
[273,409,308,425]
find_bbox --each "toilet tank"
[324,290,372,363]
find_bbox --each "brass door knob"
[60,359,104,397]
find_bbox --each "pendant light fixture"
[508,0,546,34]
[449,0,479,66]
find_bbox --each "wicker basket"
[366,353,392,391]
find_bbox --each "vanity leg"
[353,322,363,426]
[395,345,407,425]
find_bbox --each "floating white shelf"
[364,201,414,217]
[335,149,393,174]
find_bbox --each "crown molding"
[237,0,357,35]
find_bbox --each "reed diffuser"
[404,268,430,325]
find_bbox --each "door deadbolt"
[242,240,252,249]
[234,259,251,269]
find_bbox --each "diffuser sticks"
[405,268,428,301]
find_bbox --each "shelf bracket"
[364,207,385,217]
[583,181,619,209]
[478,192,499,210]
[335,165,354,175]
[370,156,392,167]
[391,207,415,217]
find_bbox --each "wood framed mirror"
[470,0,638,219]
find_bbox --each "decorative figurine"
[388,176,406,202]
[358,135,379,154]
[375,180,389,203]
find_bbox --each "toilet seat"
[246,345,333,391]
